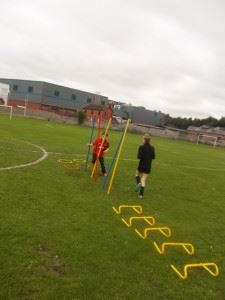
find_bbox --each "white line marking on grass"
[10,150,225,171]
[181,165,225,171]
[1,147,224,172]
[0,142,48,171]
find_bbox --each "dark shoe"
[139,187,144,197]
[135,183,141,192]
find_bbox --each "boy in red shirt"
[89,132,109,176]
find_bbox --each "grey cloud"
[1,0,225,118]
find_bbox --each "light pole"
[24,94,28,116]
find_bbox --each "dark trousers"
[92,154,106,174]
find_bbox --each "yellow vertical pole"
[107,118,131,195]
[91,117,112,178]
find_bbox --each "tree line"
[165,115,225,130]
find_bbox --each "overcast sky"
[1,0,225,118]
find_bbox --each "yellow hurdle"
[153,242,194,255]
[107,119,131,195]
[121,216,155,227]
[171,262,219,279]
[134,226,171,239]
[91,118,112,178]
[58,159,73,164]
[112,205,143,215]
[58,158,84,170]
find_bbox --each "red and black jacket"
[93,138,109,158]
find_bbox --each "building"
[187,125,225,146]
[0,78,167,126]
[113,104,166,126]
[83,104,112,122]
[0,82,10,105]
[0,78,109,117]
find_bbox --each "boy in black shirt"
[135,133,155,198]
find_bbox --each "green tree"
[78,111,85,124]
[218,117,225,127]
[164,114,221,129]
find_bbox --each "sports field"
[0,114,225,300]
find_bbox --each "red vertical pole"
[97,112,102,138]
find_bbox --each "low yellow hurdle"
[153,242,195,255]
[121,216,155,227]
[112,205,143,215]
[171,262,219,279]
[135,226,171,239]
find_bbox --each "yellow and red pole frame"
[91,117,112,178]
[84,116,96,171]
[107,118,131,195]
[97,113,102,138]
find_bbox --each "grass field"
[0,114,225,300]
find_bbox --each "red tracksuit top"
[93,138,109,158]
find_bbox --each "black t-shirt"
[137,143,155,174]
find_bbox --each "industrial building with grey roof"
[0,78,166,126]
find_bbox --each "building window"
[13,84,18,91]
[54,90,60,97]
[28,86,33,93]
[101,100,105,105]
[87,98,92,104]
[71,94,76,100]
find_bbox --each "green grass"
[0,114,225,300]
